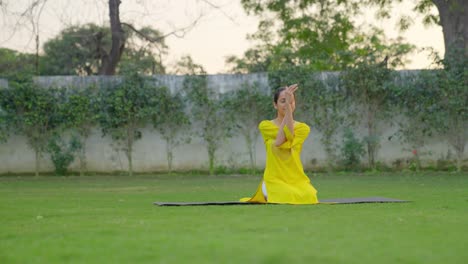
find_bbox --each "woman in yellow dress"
[240,84,318,204]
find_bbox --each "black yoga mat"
[154,197,409,206]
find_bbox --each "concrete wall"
[0,74,460,173]
[0,122,453,173]
[33,73,270,94]
[0,79,8,88]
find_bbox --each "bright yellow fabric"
[240,120,318,204]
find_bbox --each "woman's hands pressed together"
[285,84,298,113]
[274,84,299,147]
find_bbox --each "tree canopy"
[41,23,167,76]
[228,0,465,72]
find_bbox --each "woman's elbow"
[274,139,285,147]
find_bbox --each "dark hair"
[273,87,287,103]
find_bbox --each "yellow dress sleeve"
[277,123,310,149]
[259,120,310,149]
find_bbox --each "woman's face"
[274,90,295,116]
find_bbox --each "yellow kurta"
[240,120,318,204]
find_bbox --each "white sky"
[0,0,444,74]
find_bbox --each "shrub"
[47,134,81,175]
[340,128,365,169]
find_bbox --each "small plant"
[340,128,365,169]
[47,134,81,175]
[214,165,229,175]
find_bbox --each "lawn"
[0,172,467,263]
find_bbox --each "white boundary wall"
[0,74,460,173]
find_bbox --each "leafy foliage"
[340,57,395,169]
[0,79,61,176]
[119,26,168,75]
[41,23,167,76]
[152,86,191,172]
[0,100,9,143]
[231,0,414,73]
[174,55,206,75]
[98,71,160,175]
[0,83,10,143]
[302,75,347,169]
[47,133,81,175]
[176,56,232,174]
[390,71,434,171]
[41,24,112,75]
[0,48,36,80]
[237,0,360,71]
[58,85,100,175]
[224,82,272,173]
[340,128,365,169]
[183,74,231,175]
[412,47,468,171]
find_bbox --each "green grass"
[1,172,467,263]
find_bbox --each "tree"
[98,71,159,176]
[231,1,363,72]
[0,48,35,80]
[391,71,435,171]
[119,27,168,75]
[1,0,209,75]
[433,48,467,172]
[224,82,272,173]
[152,86,191,173]
[340,56,395,169]
[230,2,416,72]
[414,48,467,171]
[299,74,347,170]
[239,0,467,64]
[0,79,60,176]
[226,48,272,74]
[60,85,100,176]
[178,56,231,175]
[41,24,167,76]
[41,24,110,76]
[414,0,467,58]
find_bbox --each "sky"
[0,0,445,74]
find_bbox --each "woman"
[240,84,318,204]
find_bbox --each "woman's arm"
[274,114,287,147]
[275,84,297,147]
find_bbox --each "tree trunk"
[100,0,126,75]
[321,120,337,171]
[448,121,466,172]
[432,0,468,57]
[127,126,134,176]
[245,132,256,174]
[166,139,173,173]
[367,106,376,169]
[79,138,86,176]
[208,144,216,176]
[35,148,40,177]
[455,146,464,172]
[323,137,335,171]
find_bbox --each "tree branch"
[121,14,203,43]
[199,0,238,25]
